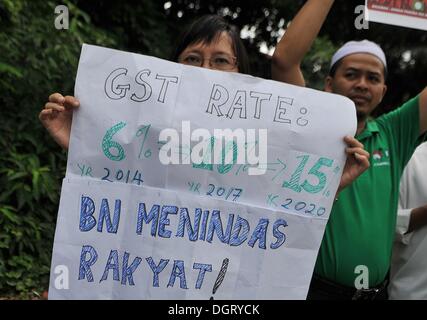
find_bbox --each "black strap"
[310,274,388,300]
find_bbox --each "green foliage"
[303,36,338,90]
[0,114,63,296]
[0,0,118,296]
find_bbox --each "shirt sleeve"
[395,208,414,245]
[376,96,424,174]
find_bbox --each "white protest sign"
[365,0,427,31]
[66,44,356,216]
[49,44,357,299]
[49,177,327,299]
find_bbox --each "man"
[388,142,427,300]
[272,0,427,299]
[310,41,426,300]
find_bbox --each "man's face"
[325,53,387,121]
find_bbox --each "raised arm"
[271,0,335,86]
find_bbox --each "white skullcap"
[330,40,387,70]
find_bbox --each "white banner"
[49,178,327,299]
[49,44,357,299]
[366,0,427,31]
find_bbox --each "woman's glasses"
[179,52,237,71]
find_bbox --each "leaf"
[32,170,40,188]
[7,171,28,181]
[0,206,20,224]
[0,62,23,77]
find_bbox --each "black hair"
[171,15,250,74]
[329,57,388,81]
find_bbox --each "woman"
[39,14,369,192]
[39,15,248,150]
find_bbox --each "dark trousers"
[307,274,389,300]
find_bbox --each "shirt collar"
[356,120,379,141]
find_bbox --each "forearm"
[406,205,427,234]
[271,0,335,86]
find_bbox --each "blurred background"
[0,0,426,298]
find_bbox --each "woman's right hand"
[39,93,80,150]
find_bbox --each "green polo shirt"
[314,95,425,288]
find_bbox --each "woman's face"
[178,32,239,73]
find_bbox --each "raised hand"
[39,93,80,150]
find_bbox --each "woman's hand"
[39,93,80,150]
[337,136,370,195]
